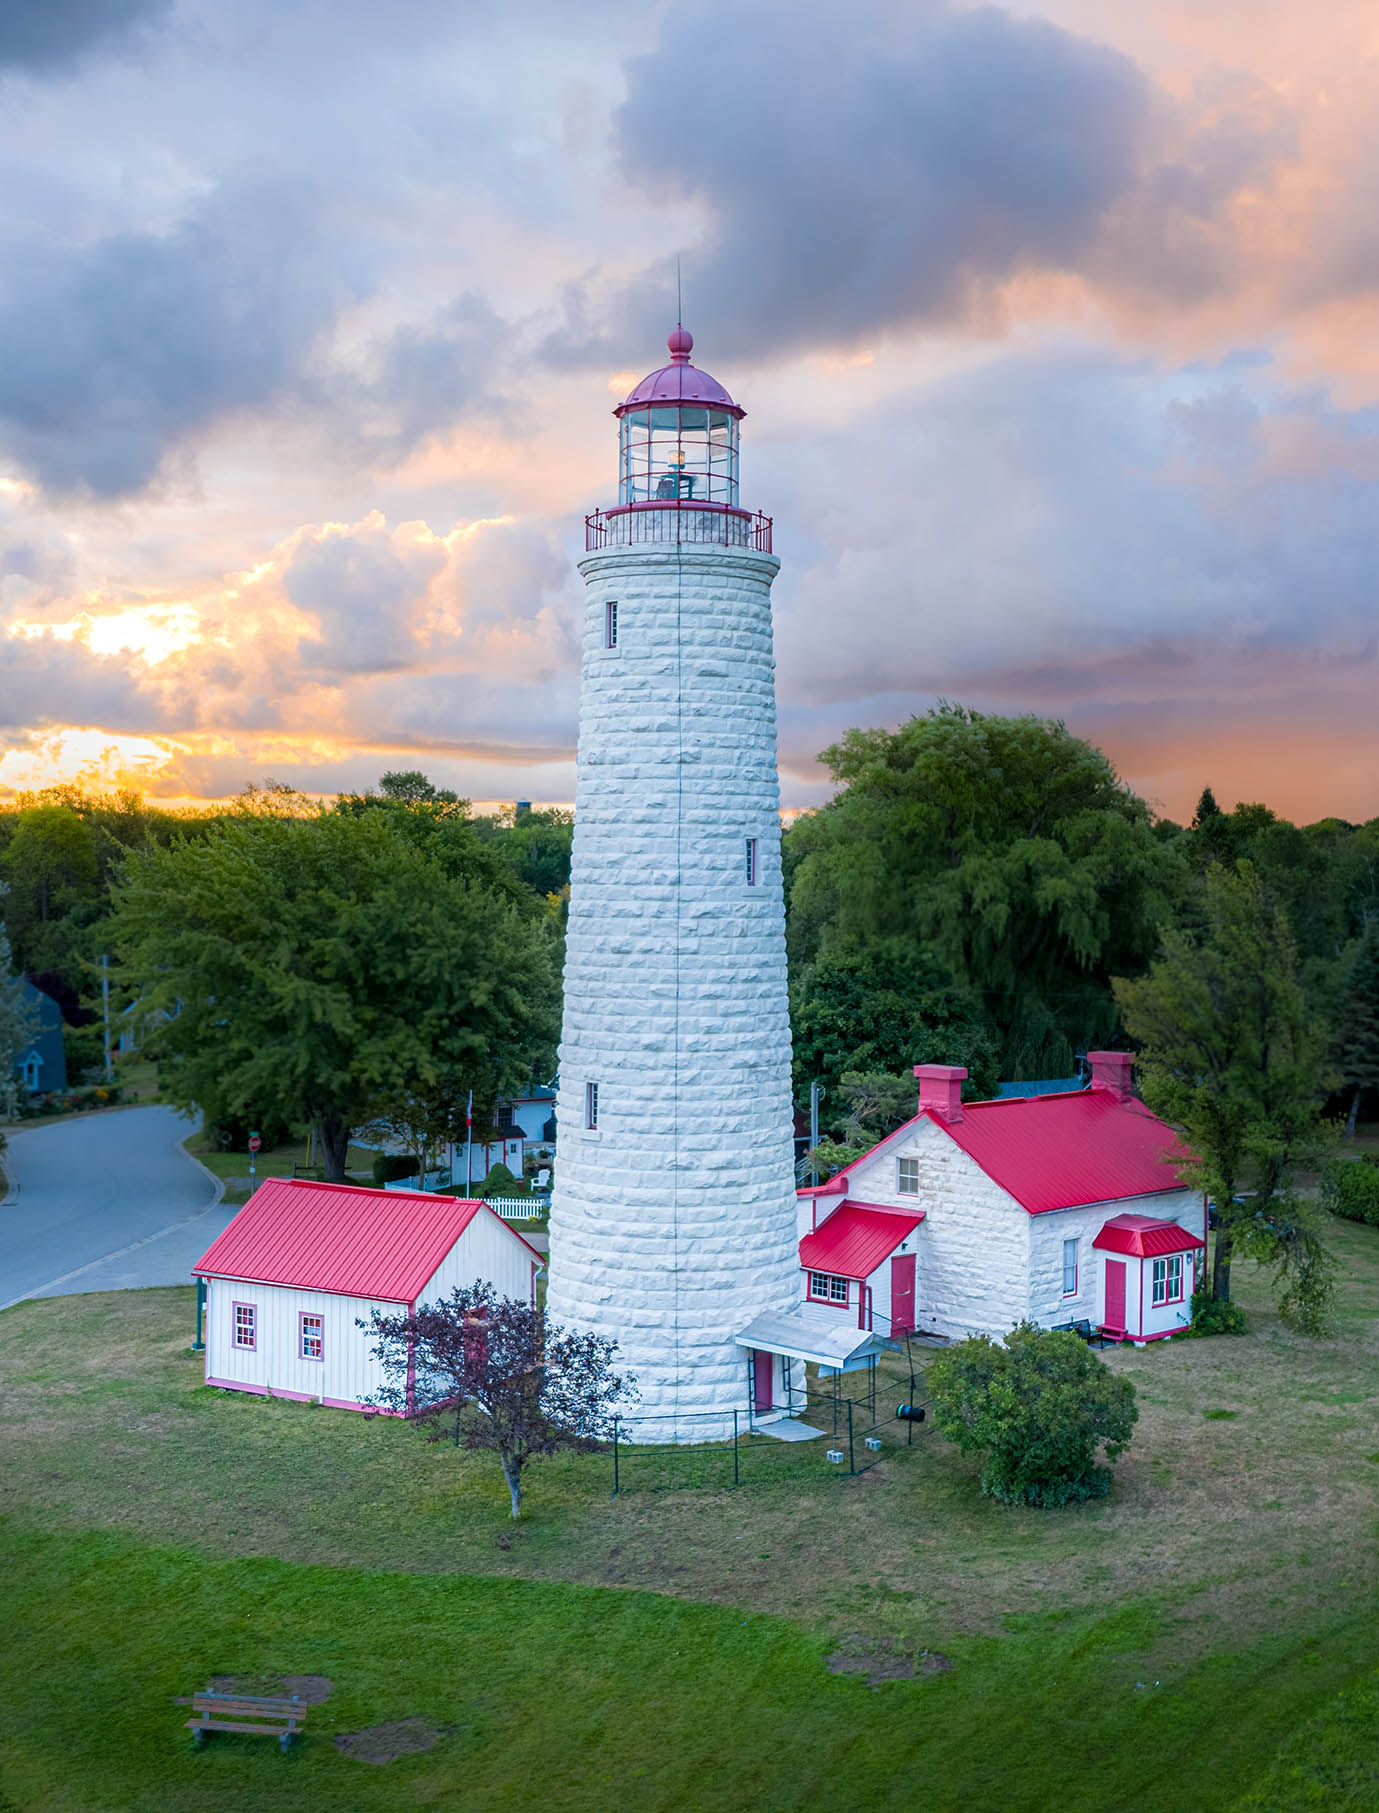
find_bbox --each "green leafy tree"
[1114,862,1337,1333]
[0,901,37,1120]
[109,806,559,1182]
[790,938,999,1105]
[1,803,101,974]
[803,1068,936,1179]
[364,1284,633,1516]
[786,706,1178,1076]
[1335,921,1379,1137]
[926,1322,1138,1506]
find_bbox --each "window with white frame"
[1062,1237,1078,1296]
[808,1271,850,1304]
[585,1081,599,1130]
[299,1312,324,1361]
[745,837,759,886]
[605,601,619,649]
[232,1302,256,1350]
[896,1156,920,1196]
[1151,1253,1184,1306]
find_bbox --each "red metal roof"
[1092,1213,1206,1258]
[799,1202,924,1280]
[192,1179,541,1303]
[617,327,743,417]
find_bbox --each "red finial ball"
[667,324,693,362]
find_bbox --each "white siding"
[204,1277,403,1407]
[421,1208,539,1307]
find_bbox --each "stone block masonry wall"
[546,543,801,1439]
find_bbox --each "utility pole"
[809,1080,824,1186]
[101,954,113,1083]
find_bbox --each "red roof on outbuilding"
[799,1202,924,1280]
[1092,1213,1206,1258]
[192,1178,541,1303]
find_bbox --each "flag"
[466,1089,473,1131]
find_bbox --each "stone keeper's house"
[795,1052,1206,1348]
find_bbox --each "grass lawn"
[2,1218,1378,1810]
[183,1131,378,1206]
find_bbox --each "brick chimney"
[915,1063,967,1124]
[1086,1050,1135,1102]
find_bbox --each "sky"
[2,0,1378,824]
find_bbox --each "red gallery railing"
[585,502,773,554]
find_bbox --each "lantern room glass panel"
[618,406,739,507]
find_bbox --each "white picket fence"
[485,1195,550,1221]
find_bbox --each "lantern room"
[588,326,772,552]
[615,326,743,506]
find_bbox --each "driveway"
[1,1105,235,1309]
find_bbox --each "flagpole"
[466,1089,474,1196]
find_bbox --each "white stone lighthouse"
[546,326,802,1440]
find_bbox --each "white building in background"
[546,326,808,1439]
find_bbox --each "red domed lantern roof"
[615,327,745,419]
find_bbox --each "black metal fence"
[608,1353,927,1494]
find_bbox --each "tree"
[363,1284,633,1516]
[0,900,37,1120]
[1335,921,1379,1137]
[1114,862,1337,1333]
[926,1322,1138,1507]
[0,803,102,975]
[789,938,999,1106]
[109,805,559,1181]
[786,706,1178,1077]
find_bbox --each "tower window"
[1062,1238,1078,1297]
[585,1081,599,1130]
[605,601,618,649]
[745,837,759,886]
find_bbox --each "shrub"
[1185,1287,1247,1337]
[926,1321,1138,1507]
[371,1152,420,1187]
[1319,1158,1379,1228]
[477,1161,523,1199]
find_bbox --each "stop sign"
[248,1132,262,1154]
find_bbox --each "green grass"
[2,1521,1377,1813]
[2,1216,1378,1809]
[183,1133,377,1205]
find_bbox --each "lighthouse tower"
[546,327,800,1440]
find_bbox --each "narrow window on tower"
[745,837,759,886]
[585,1081,599,1130]
[605,601,619,649]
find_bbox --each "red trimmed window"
[896,1157,919,1196]
[1152,1254,1184,1306]
[1062,1238,1078,1297]
[808,1271,850,1305]
[299,1312,324,1361]
[745,837,759,886]
[232,1302,256,1350]
[605,601,618,649]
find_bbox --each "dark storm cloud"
[0,177,345,498]
[0,0,169,74]
[568,0,1295,360]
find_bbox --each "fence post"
[612,1417,619,1496]
[846,1398,856,1475]
[733,1409,740,1487]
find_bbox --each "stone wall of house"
[1025,1187,1205,1328]
[546,541,800,1439]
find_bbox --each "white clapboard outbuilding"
[795,1052,1206,1349]
[193,1178,543,1411]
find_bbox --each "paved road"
[1,1105,234,1309]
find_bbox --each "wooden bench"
[186,1691,305,1753]
[1051,1317,1113,1349]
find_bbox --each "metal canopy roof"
[799,1203,924,1280]
[734,1308,886,1370]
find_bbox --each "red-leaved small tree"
[362,1283,634,1517]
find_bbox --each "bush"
[477,1161,523,1199]
[926,1321,1138,1507]
[1319,1158,1379,1227]
[1185,1287,1247,1337]
[371,1152,420,1187]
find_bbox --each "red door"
[890,1254,916,1335]
[1104,1260,1127,1334]
[753,1350,774,1413]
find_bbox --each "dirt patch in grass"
[826,1634,953,1686]
[335,1716,445,1764]
[207,1672,333,1702]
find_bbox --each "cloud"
[564,0,1297,362]
[0,0,169,75]
[0,175,346,497]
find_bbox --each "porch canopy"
[734,1308,887,1371]
[1092,1213,1205,1258]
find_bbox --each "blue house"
[14,981,67,1094]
